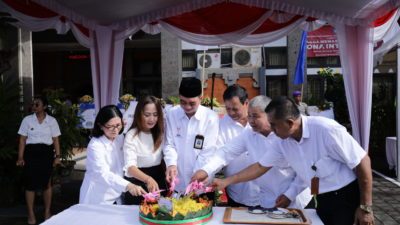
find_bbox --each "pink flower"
[185,180,213,196]
[142,190,164,202]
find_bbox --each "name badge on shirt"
[311,177,319,195]
[311,164,319,195]
[193,134,204,150]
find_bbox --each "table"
[307,106,334,119]
[40,204,324,225]
[386,137,397,171]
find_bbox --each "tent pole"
[396,44,400,180]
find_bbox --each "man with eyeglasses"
[192,95,311,209]
[163,77,219,192]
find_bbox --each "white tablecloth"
[386,136,397,170]
[307,106,334,119]
[40,204,323,225]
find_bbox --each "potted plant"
[44,89,87,177]
[0,53,23,206]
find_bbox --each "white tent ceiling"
[42,0,399,28]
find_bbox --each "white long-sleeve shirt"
[79,135,129,205]
[259,116,366,194]
[123,128,163,177]
[163,105,219,192]
[203,131,312,208]
[217,115,258,206]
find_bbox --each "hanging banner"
[307,25,339,57]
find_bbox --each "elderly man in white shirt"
[192,95,311,209]
[213,96,374,225]
[212,84,257,207]
[163,77,219,192]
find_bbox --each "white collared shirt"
[259,116,366,194]
[18,113,61,145]
[79,135,129,205]
[217,115,258,206]
[123,128,162,177]
[204,130,311,208]
[163,105,219,192]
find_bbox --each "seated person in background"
[213,96,374,225]
[163,77,219,192]
[79,105,146,205]
[213,84,257,207]
[293,91,309,116]
[192,95,311,209]
[123,96,167,204]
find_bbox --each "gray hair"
[248,95,272,112]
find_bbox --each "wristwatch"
[359,204,373,213]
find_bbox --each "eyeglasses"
[103,124,123,131]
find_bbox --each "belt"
[318,179,358,197]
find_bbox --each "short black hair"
[265,96,300,121]
[34,95,48,107]
[223,84,248,104]
[92,105,124,137]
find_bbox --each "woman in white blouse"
[123,96,167,204]
[79,105,146,205]
[16,96,61,225]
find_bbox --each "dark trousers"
[313,179,360,225]
[227,191,248,207]
[123,164,167,205]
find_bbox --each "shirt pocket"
[314,157,340,178]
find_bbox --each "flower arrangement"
[139,180,213,221]
[318,101,333,111]
[201,96,220,108]
[79,95,93,104]
[317,67,334,78]
[167,96,180,106]
[119,93,135,109]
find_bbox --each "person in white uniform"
[163,77,219,192]
[211,84,256,207]
[16,96,61,224]
[123,96,167,204]
[79,105,146,205]
[192,96,311,209]
[213,96,374,225]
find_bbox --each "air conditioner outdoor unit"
[197,52,221,69]
[232,47,262,68]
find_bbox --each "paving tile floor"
[1,172,400,225]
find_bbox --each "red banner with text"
[307,25,339,57]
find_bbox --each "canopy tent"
[1,0,400,151]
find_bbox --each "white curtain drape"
[335,24,374,150]
[89,26,140,111]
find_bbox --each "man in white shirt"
[213,96,374,225]
[163,77,219,192]
[214,84,254,206]
[192,95,311,209]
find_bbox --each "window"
[182,50,196,71]
[220,48,232,68]
[264,47,287,68]
[266,76,287,97]
[307,56,340,68]
[306,76,325,105]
